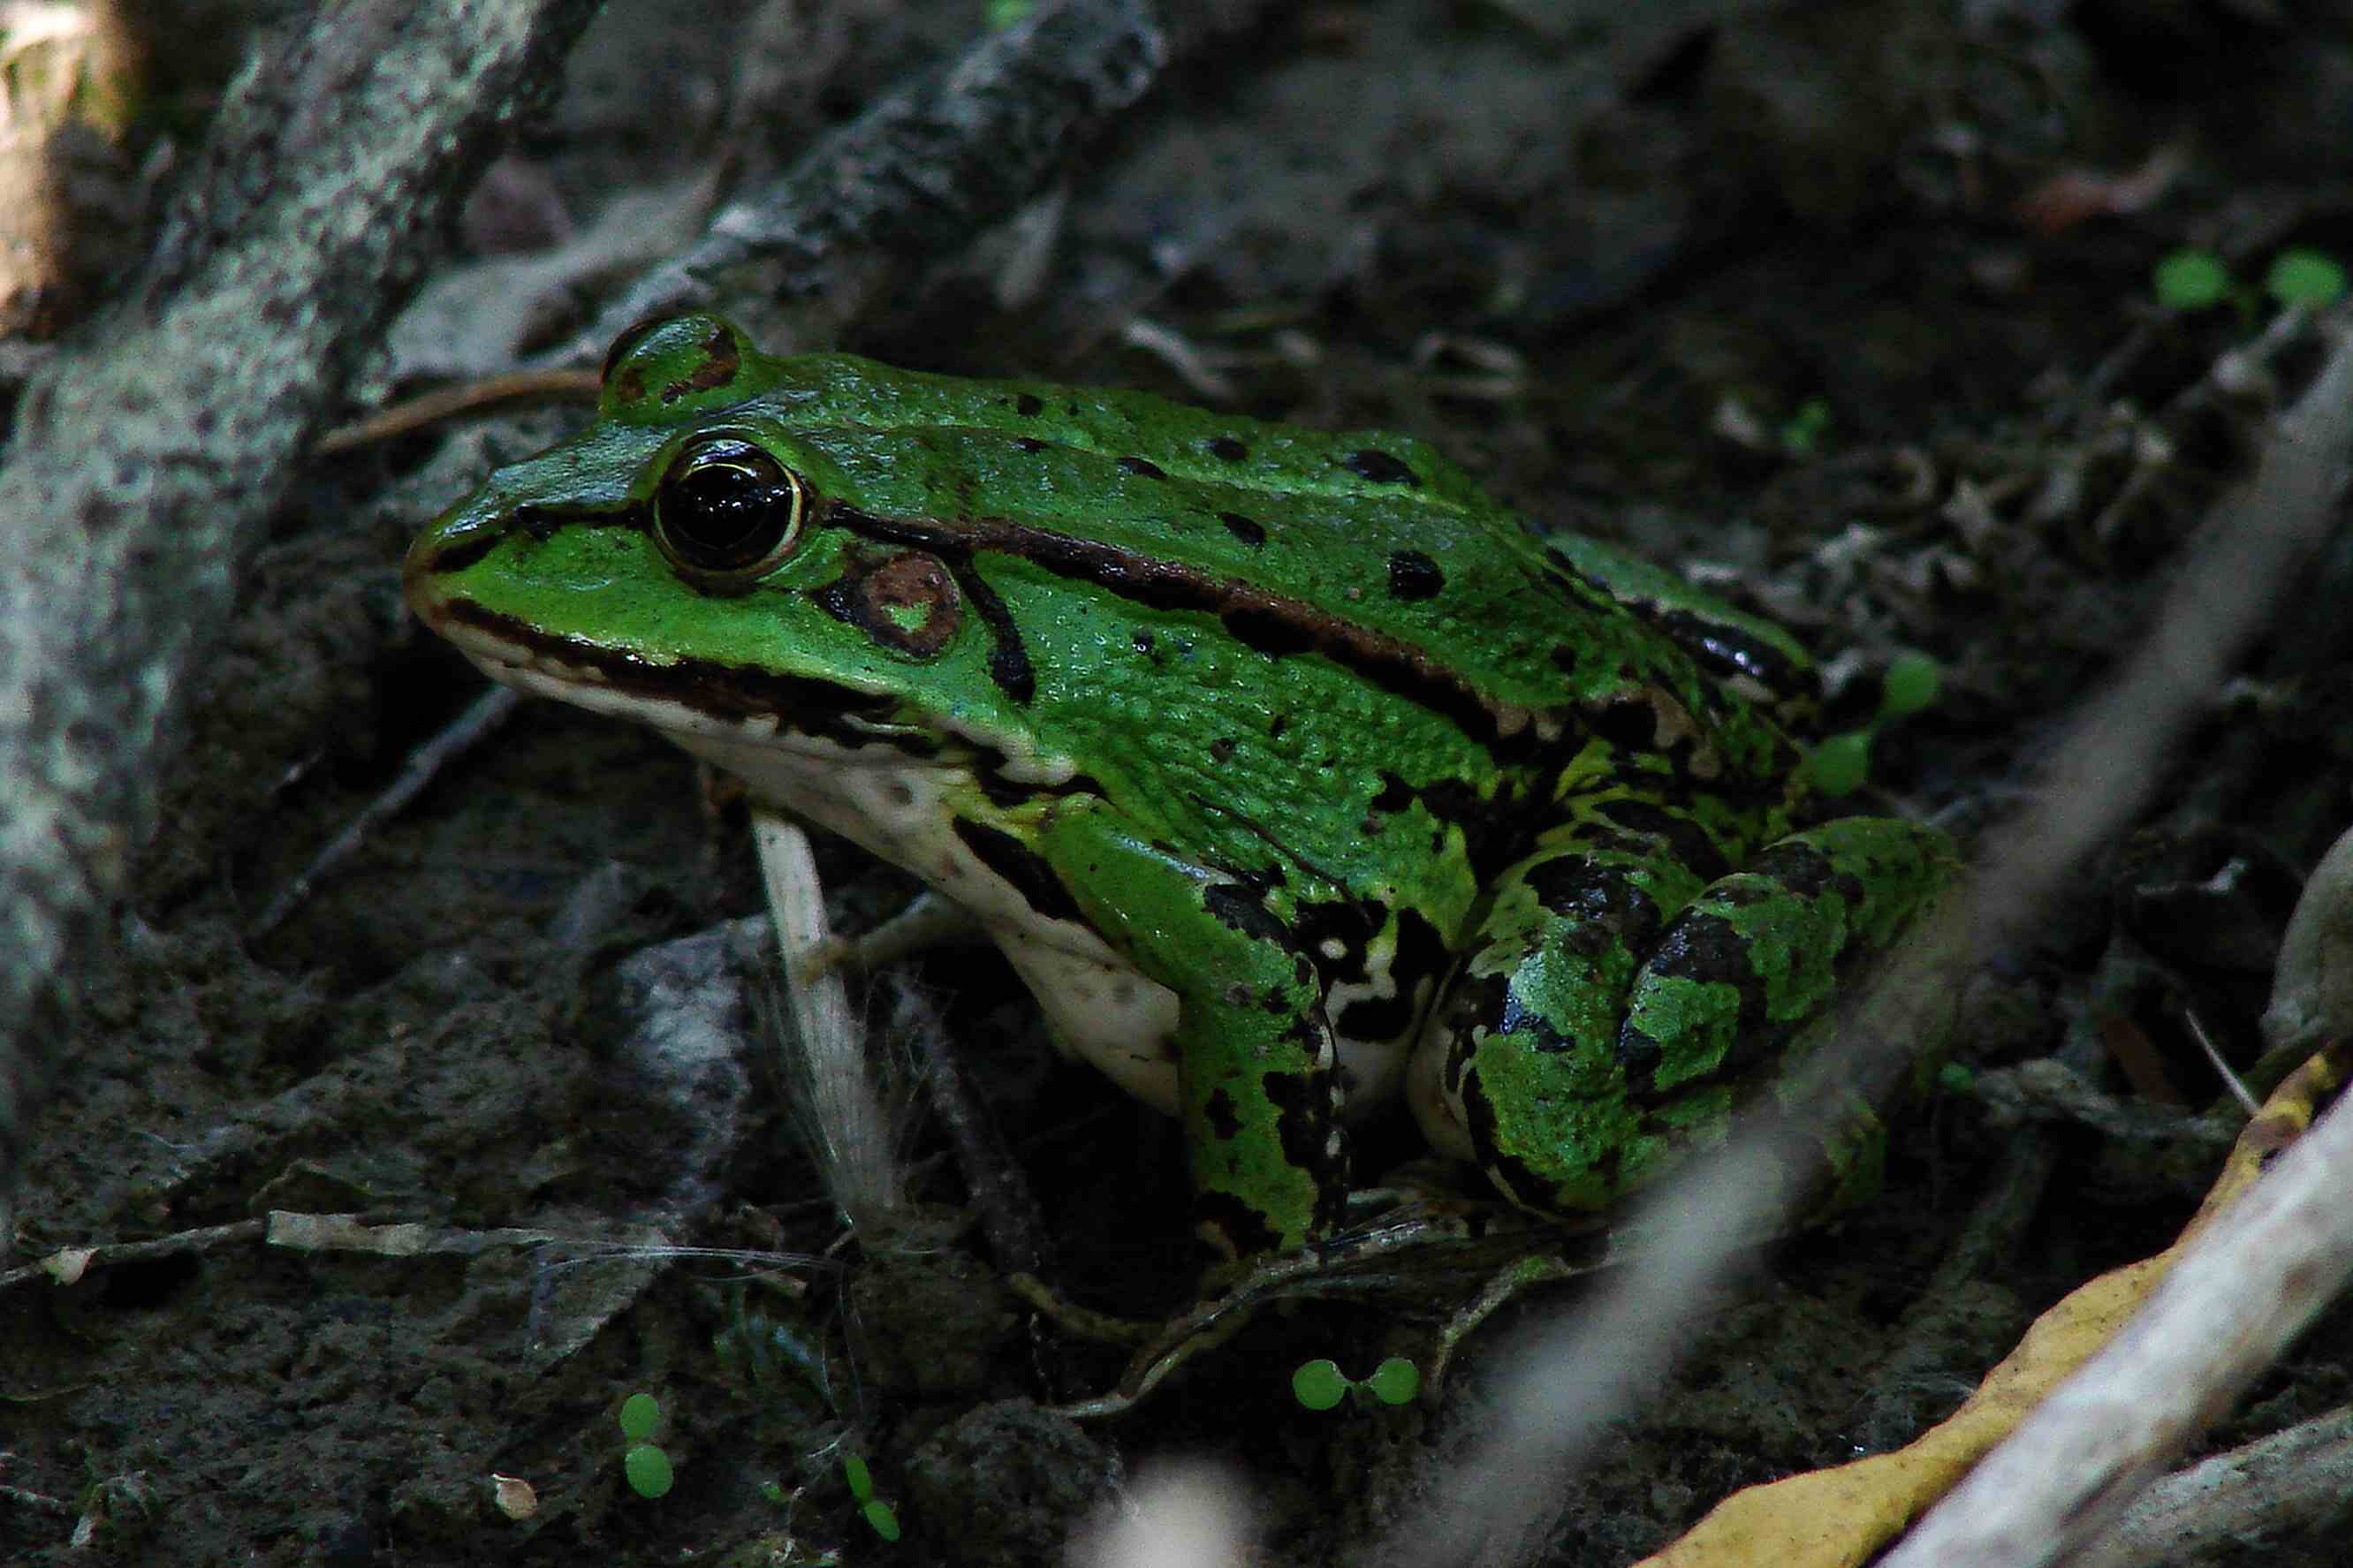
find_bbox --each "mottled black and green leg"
[1411,802,1953,1216]
[1628,814,1955,1213]
[1041,814,1347,1261]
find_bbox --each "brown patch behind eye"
[815,549,963,657]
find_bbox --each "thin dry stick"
[2070,1404,2353,1568]
[248,687,523,939]
[0,1219,268,1292]
[755,808,912,1237]
[561,0,1256,364]
[1378,318,2353,1568]
[1886,1087,2353,1568]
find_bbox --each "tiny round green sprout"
[1292,1359,1350,1411]
[1879,652,1942,720]
[1805,731,1872,799]
[2265,247,2347,309]
[1779,398,1833,458]
[843,1451,875,1501]
[862,1498,903,1541]
[618,1392,662,1443]
[2153,248,2230,311]
[1364,1358,1422,1405]
[1937,1061,1976,1095]
[624,1443,674,1499]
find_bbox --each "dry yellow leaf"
[1636,1041,2349,1568]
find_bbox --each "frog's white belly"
[681,726,1416,1120]
[452,642,1412,1119]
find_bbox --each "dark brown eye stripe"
[945,557,1036,703]
[828,506,1544,757]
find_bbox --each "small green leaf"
[1365,1357,1422,1405]
[2265,247,2347,308]
[1937,1061,1976,1094]
[862,1498,902,1541]
[842,1451,875,1502]
[1805,731,1872,799]
[618,1391,662,1442]
[1879,653,1942,719]
[624,1443,674,1499]
[1293,1359,1349,1411]
[759,1479,786,1504]
[1779,398,1832,458]
[2153,248,2230,311]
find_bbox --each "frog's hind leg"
[1408,807,1953,1218]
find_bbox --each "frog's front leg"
[1036,813,1349,1260]
[1410,805,1953,1217]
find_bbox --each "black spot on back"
[1203,882,1287,944]
[1387,549,1444,601]
[1346,449,1420,486]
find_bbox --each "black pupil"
[658,440,795,571]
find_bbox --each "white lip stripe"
[426,610,1085,787]
[427,608,1415,1122]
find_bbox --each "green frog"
[406,313,1954,1263]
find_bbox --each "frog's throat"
[420,598,1079,789]
[427,597,1199,1117]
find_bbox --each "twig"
[1377,314,2353,1566]
[563,0,1262,364]
[755,809,914,1238]
[893,975,1051,1278]
[0,0,603,1197]
[0,1482,76,1518]
[0,1219,266,1292]
[1884,1070,2353,1567]
[2070,1404,2353,1568]
[311,366,600,454]
[247,686,523,939]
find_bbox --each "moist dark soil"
[10,3,2353,1564]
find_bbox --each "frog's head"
[403,314,1073,787]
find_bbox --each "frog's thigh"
[1623,814,1954,1214]
[1405,804,1708,1210]
[1034,813,1347,1258]
[1409,813,1951,1215]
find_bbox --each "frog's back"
[754,354,1787,776]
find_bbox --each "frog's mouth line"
[415,593,938,761]
[412,591,1087,794]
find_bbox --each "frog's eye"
[652,436,808,577]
